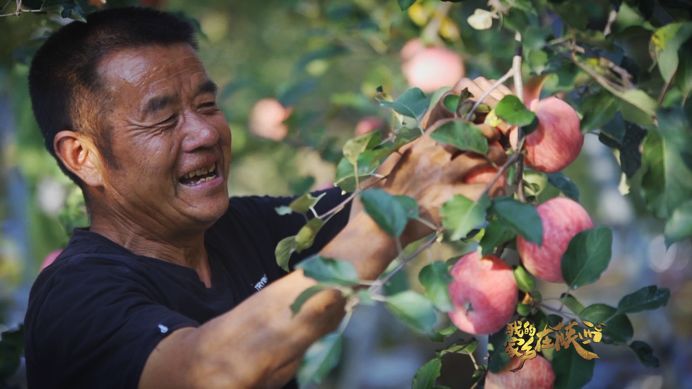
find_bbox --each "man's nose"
[181,112,220,152]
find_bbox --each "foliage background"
[0,0,690,387]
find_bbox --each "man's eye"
[199,101,219,111]
[158,114,178,126]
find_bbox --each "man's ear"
[53,130,105,187]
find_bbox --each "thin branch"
[540,303,578,321]
[511,32,528,202]
[603,8,618,37]
[413,216,440,232]
[480,137,524,199]
[464,68,514,121]
[369,232,439,294]
[317,175,387,220]
[512,32,524,106]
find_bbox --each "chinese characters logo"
[505,319,604,363]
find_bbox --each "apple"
[517,197,593,282]
[448,252,517,335]
[485,356,555,389]
[40,249,63,272]
[248,98,292,141]
[355,116,386,135]
[510,97,582,173]
[401,39,465,93]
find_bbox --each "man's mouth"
[179,163,219,186]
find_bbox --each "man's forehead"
[98,44,207,91]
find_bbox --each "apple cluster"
[434,78,587,386]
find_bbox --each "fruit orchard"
[0,0,690,388]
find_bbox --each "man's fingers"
[448,153,487,180]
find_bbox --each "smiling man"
[24,6,498,389]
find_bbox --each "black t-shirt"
[24,188,351,388]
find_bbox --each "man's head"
[29,7,197,185]
[29,7,232,236]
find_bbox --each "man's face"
[93,44,232,236]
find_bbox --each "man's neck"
[89,209,213,287]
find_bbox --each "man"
[24,6,500,388]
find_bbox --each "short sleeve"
[24,257,198,389]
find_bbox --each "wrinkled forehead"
[96,44,208,100]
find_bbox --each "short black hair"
[28,7,197,186]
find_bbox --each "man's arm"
[139,211,398,388]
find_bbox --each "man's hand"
[380,77,513,232]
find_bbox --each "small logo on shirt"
[253,274,268,291]
[158,324,169,334]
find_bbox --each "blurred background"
[1,0,690,388]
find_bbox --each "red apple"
[448,252,517,335]
[485,356,555,389]
[248,98,292,141]
[40,249,63,272]
[355,116,386,136]
[401,39,465,93]
[510,97,582,173]
[517,197,593,283]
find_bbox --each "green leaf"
[385,291,438,335]
[288,192,327,214]
[617,285,671,314]
[552,344,595,389]
[492,197,543,244]
[275,236,297,272]
[298,332,342,386]
[334,146,393,192]
[480,219,516,255]
[513,266,536,292]
[419,262,453,312]
[412,358,441,389]
[560,293,585,315]
[430,120,489,155]
[295,218,325,252]
[380,87,431,121]
[641,107,692,218]
[298,256,360,286]
[398,0,417,11]
[580,304,633,344]
[562,227,613,289]
[619,122,648,178]
[438,339,479,356]
[629,340,660,368]
[361,189,417,237]
[547,173,580,201]
[441,194,491,241]
[343,131,381,166]
[650,22,692,83]
[495,95,537,127]
[291,285,327,315]
[517,303,531,316]
[443,94,461,113]
[665,200,692,246]
[487,329,511,373]
[580,91,620,132]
